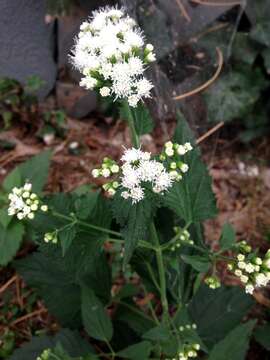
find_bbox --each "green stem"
[52,210,122,238]
[150,222,169,323]
[123,100,140,148]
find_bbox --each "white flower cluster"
[92,145,193,204]
[71,6,156,107]
[7,183,48,220]
[120,148,174,203]
[228,250,270,294]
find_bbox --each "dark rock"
[0,0,57,98]
[56,81,97,118]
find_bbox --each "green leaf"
[120,101,154,136]
[114,284,140,301]
[188,285,254,349]
[9,329,94,360]
[115,302,154,335]
[59,225,77,256]
[112,193,154,265]
[15,235,111,328]
[181,254,211,273]
[81,285,113,342]
[220,223,236,251]
[163,114,217,222]
[2,167,21,192]
[0,222,24,265]
[254,323,270,351]
[232,33,258,65]
[250,21,270,47]
[262,48,270,71]
[3,151,51,193]
[117,341,152,360]
[0,208,12,228]
[204,67,267,123]
[74,192,99,220]
[143,325,171,342]
[208,321,256,360]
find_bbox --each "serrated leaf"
[208,321,256,360]
[81,285,113,342]
[120,101,154,136]
[9,329,94,360]
[117,341,152,360]
[220,223,236,251]
[254,323,270,351]
[0,222,24,265]
[59,225,77,256]
[163,114,217,222]
[75,192,99,220]
[181,254,211,273]
[3,151,51,193]
[112,193,153,265]
[15,235,111,328]
[188,285,254,349]
[204,68,267,123]
[143,325,171,342]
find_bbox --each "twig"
[10,308,47,326]
[190,22,229,42]
[196,122,224,144]
[173,47,223,100]
[190,0,242,6]
[0,275,17,294]
[16,276,23,309]
[253,290,270,308]
[175,0,191,22]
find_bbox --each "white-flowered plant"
[92,144,192,204]
[70,6,156,107]
[7,183,48,220]
[228,249,270,294]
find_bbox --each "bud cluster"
[160,141,193,181]
[170,228,193,251]
[205,275,221,289]
[44,232,58,244]
[7,183,48,220]
[228,249,270,294]
[36,349,51,360]
[92,157,120,178]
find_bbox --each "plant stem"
[123,101,140,148]
[150,222,169,323]
[52,210,122,238]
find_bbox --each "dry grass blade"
[196,122,224,144]
[175,0,191,22]
[173,47,223,100]
[0,275,17,294]
[190,0,243,6]
[10,308,47,326]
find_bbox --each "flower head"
[70,6,156,107]
[7,183,47,220]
